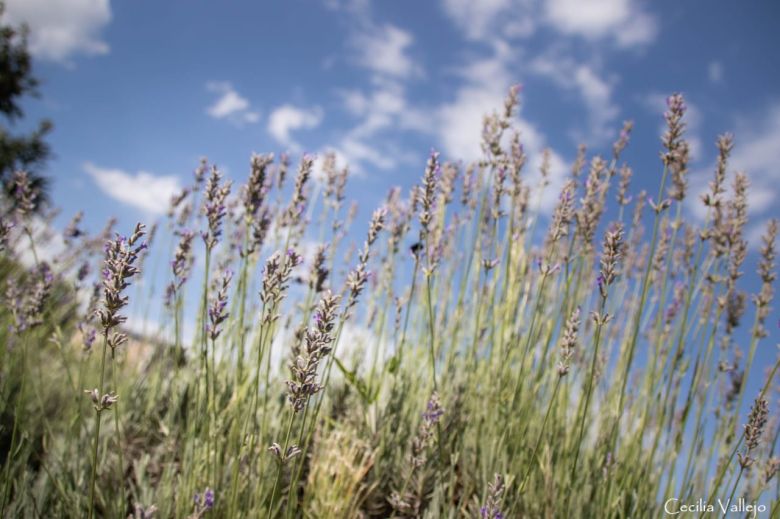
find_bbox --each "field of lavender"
[0,89,777,518]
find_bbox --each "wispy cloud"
[708,61,724,84]
[322,1,427,173]
[351,23,422,79]
[205,81,260,124]
[440,0,535,41]
[440,0,656,48]
[3,0,111,63]
[267,104,323,151]
[530,51,619,143]
[544,0,657,47]
[84,162,181,215]
[439,0,656,148]
[332,79,426,172]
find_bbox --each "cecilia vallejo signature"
[664,498,769,517]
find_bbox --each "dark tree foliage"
[0,2,51,208]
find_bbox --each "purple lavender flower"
[193,487,215,515]
[422,396,445,423]
[201,166,232,250]
[206,269,232,340]
[480,473,506,519]
[203,488,214,509]
[97,223,146,352]
[79,323,97,352]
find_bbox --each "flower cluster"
[84,388,118,411]
[321,151,348,212]
[612,120,634,161]
[286,291,340,412]
[207,269,233,341]
[345,208,385,312]
[79,322,97,352]
[167,186,190,219]
[389,393,445,516]
[63,210,85,243]
[193,157,209,186]
[411,392,444,468]
[165,229,195,308]
[557,307,581,377]
[12,170,37,216]
[575,157,607,250]
[763,457,780,485]
[738,397,768,469]
[243,154,273,255]
[664,282,687,328]
[5,262,53,332]
[308,244,329,294]
[662,93,690,202]
[753,219,777,338]
[417,150,439,247]
[616,164,633,207]
[480,473,506,519]
[276,152,290,189]
[267,442,302,464]
[96,223,146,353]
[598,223,624,299]
[282,154,314,227]
[129,504,158,519]
[701,134,733,255]
[243,153,272,218]
[259,249,303,324]
[201,165,232,250]
[0,216,12,251]
[189,487,214,518]
[547,180,576,247]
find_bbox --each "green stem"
[88,330,110,519]
[267,412,296,519]
[570,295,607,481]
[519,376,562,492]
[721,467,744,519]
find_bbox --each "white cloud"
[323,2,426,173]
[13,216,66,268]
[530,52,619,142]
[708,61,724,84]
[352,24,421,79]
[546,0,626,35]
[205,81,260,124]
[435,46,567,211]
[435,42,514,161]
[267,104,323,150]
[545,0,657,47]
[437,83,502,162]
[440,0,655,47]
[339,136,396,170]
[613,12,657,47]
[332,79,427,173]
[85,162,181,215]
[3,0,111,63]
[440,0,533,41]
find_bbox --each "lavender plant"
[0,89,778,519]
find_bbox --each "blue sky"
[3,0,780,321]
[3,1,780,499]
[4,2,780,473]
